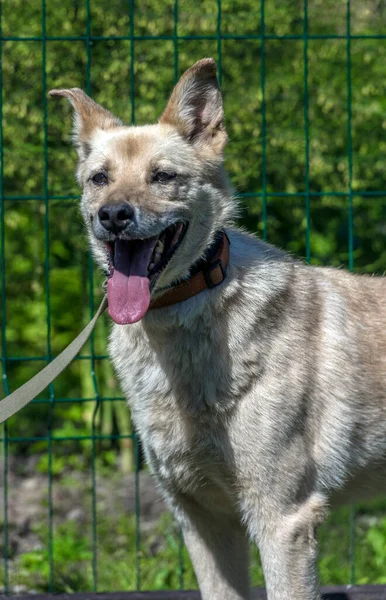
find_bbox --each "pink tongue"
[107,238,158,324]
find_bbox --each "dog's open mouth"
[106,222,187,325]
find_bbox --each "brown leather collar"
[149,231,230,310]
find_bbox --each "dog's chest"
[109,316,240,496]
[110,312,236,410]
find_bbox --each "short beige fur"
[50,59,386,600]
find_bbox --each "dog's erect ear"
[49,88,122,160]
[159,58,227,155]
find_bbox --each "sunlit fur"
[51,59,386,600]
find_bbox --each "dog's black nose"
[98,203,134,233]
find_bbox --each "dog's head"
[50,59,234,324]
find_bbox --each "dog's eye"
[152,171,177,183]
[92,172,108,185]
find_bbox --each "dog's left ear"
[159,58,227,155]
[49,88,122,161]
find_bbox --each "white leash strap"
[0,295,108,425]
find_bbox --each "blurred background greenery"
[1,0,386,593]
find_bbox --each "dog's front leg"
[172,494,250,600]
[248,492,327,600]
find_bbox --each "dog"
[49,58,386,600]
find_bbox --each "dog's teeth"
[154,240,164,257]
[150,250,162,271]
[171,226,183,246]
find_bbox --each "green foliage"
[363,519,386,583]
[5,505,386,592]
[318,502,386,585]
[9,513,196,593]
[18,521,93,592]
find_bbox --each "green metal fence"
[1,0,386,594]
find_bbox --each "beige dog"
[50,59,386,600]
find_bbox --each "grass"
[2,498,386,592]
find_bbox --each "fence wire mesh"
[1,0,386,594]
